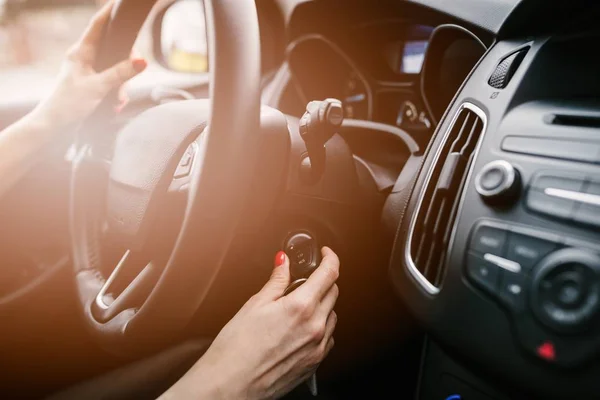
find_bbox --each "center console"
[387,26,600,400]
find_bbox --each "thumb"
[259,251,291,301]
[97,58,147,90]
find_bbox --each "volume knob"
[475,160,520,205]
[531,248,600,333]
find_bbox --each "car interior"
[1,0,600,398]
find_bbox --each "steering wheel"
[70,0,261,354]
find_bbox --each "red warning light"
[536,341,556,361]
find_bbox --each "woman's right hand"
[162,247,340,400]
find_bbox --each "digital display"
[401,40,429,74]
[383,25,433,75]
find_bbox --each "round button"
[475,160,521,206]
[553,272,586,308]
[480,168,504,190]
[558,281,582,306]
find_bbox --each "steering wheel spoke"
[93,250,157,322]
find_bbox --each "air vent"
[548,114,600,129]
[408,104,486,293]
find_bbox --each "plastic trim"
[420,24,487,125]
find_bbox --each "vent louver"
[409,104,486,293]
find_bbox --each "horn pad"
[106,100,211,246]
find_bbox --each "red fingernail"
[274,251,286,267]
[132,58,147,72]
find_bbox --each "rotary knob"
[475,160,520,205]
[531,248,600,333]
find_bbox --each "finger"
[314,314,336,363]
[258,251,292,301]
[306,313,336,370]
[324,336,335,358]
[316,283,338,320]
[97,58,147,90]
[292,247,339,301]
[316,317,336,363]
[80,0,115,48]
[322,311,337,344]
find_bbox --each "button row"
[467,252,528,313]
[470,222,558,273]
[526,173,600,229]
[467,221,562,314]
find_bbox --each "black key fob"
[283,232,321,294]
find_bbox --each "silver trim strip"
[404,102,488,295]
[544,187,600,207]
[341,119,420,155]
[95,250,130,310]
[484,253,522,273]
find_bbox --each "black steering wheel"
[70,0,261,354]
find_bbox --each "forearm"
[157,352,241,400]
[157,370,224,400]
[0,109,60,197]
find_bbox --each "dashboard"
[385,8,600,400]
[276,1,600,399]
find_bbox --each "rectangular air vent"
[409,104,486,292]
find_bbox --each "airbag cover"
[107,100,210,246]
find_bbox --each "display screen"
[401,40,429,74]
[383,26,433,75]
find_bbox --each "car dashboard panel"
[387,6,600,399]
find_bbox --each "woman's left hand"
[33,0,147,131]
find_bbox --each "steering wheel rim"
[70,0,261,354]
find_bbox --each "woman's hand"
[32,0,147,132]
[0,1,147,198]
[162,247,340,400]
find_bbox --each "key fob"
[284,232,321,280]
[283,232,321,295]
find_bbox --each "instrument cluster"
[286,22,435,140]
